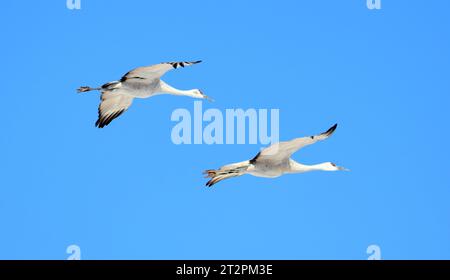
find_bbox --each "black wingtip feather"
[169,60,202,69]
[323,123,338,136]
[95,110,125,129]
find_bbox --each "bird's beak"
[338,166,350,171]
[200,91,214,102]
[204,95,214,102]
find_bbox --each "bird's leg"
[77,86,100,93]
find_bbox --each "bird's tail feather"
[203,161,250,187]
[77,86,100,93]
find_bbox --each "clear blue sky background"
[1,1,449,260]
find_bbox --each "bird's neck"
[159,81,196,97]
[288,160,330,173]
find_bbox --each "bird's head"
[193,89,214,102]
[325,162,350,171]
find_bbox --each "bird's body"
[78,61,211,128]
[100,79,160,98]
[118,81,159,98]
[245,160,287,178]
[204,124,348,187]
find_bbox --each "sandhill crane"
[204,124,348,187]
[78,61,211,128]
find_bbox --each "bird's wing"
[96,90,134,128]
[121,61,202,81]
[254,124,338,163]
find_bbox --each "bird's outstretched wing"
[121,61,202,81]
[96,90,134,128]
[254,124,338,163]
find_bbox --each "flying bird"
[77,61,211,128]
[203,124,348,187]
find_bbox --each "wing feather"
[255,124,338,163]
[121,61,202,81]
[95,90,134,128]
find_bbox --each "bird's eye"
[330,162,337,167]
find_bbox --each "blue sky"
[1,0,450,260]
